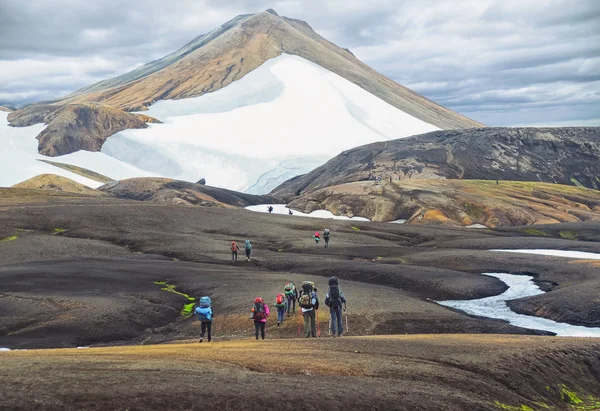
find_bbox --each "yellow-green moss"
[570,178,585,188]
[559,231,579,240]
[53,228,65,234]
[521,228,550,237]
[493,401,538,411]
[0,235,17,242]
[154,281,195,317]
[351,226,361,231]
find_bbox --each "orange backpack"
[231,241,237,251]
[276,294,284,305]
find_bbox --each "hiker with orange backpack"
[274,293,287,326]
[230,241,240,262]
[251,297,269,340]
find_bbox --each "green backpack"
[284,282,295,296]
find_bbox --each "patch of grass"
[154,281,196,317]
[493,401,539,411]
[0,235,17,242]
[521,228,550,237]
[37,159,115,183]
[53,228,65,234]
[559,231,579,240]
[570,177,585,188]
[351,226,361,231]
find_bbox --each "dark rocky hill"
[272,127,600,200]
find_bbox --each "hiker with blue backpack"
[251,297,270,340]
[325,277,347,337]
[194,296,213,343]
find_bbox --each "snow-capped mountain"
[3,10,484,193]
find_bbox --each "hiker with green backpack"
[274,293,287,326]
[194,296,213,343]
[298,281,319,338]
[284,282,298,316]
[250,297,270,340]
[244,240,252,262]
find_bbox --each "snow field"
[245,204,370,221]
[492,249,600,259]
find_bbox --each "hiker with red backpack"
[313,232,321,248]
[325,276,347,337]
[284,282,298,316]
[251,297,270,340]
[231,241,240,262]
[274,293,287,326]
[298,281,319,338]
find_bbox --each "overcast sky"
[1,0,599,126]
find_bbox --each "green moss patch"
[559,231,579,240]
[495,385,600,411]
[154,281,196,317]
[570,178,585,188]
[521,228,550,237]
[351,226,361,231]
[0,235,17,242]
[53,228,66,234]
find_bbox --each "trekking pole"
[317,309,321,337]
[297,311,301,337]
[328,318,331,336]
[345,313,349,334]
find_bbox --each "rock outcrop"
[272,127,600,199]
[12,174,105,196]
[100,177,279,207]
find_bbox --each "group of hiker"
[193,277,347,342]
[230,228,332,263]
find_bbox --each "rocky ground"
[1,188,600,410]
[1,337,599,411]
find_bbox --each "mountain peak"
[264,8,279,16]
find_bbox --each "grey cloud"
[0,0,599,126]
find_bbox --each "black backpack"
[329,284,342,308]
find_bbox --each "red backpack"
[252,298,266,321]
[276,294,284,305]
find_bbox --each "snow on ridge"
[492,249,600,259]
[245,204,369,221]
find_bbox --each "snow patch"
[103,54,438,193]
[492,249,600,259]
[0,112,163,188]
[389,219,406,224]
[0,348,10,352]
[439,273,600,337]
[245,204,369,221]
[466,224,487,228]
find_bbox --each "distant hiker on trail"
[284,282,298,316]
[325,277,347,337]
[244,240,252,262]
[251,297,269,340]
[268,206,274,213]
[288,209,293,215]
[231,241,240,262]
[313,232,321,248]
[298,281,319,338]
[274,293,287,326]
[323,229,331,248]
[194,296,213,343]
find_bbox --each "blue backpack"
[195,306,212,322]
[199,296,211,308]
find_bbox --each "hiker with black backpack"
[274,293,287,326]
[323,229,331,248]
[298,281,319,338]
[251,297,270,340]
[244,240,252,262]
[284,282,298,316]
[194,296,213,343]
[325,277,347,337]
[231,241,240,262]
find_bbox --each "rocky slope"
[287,179,600,225]
[7,103,159,156]
[99,177,278,207]
[58,10,482,130]
[0,106,12,112]
[12,174,106,196]
[272,127,600,199]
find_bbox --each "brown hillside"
[287,179,600,226]
[12,174,105,196]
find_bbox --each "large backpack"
[245,240,252,250]
[324,229,330,238]
[199,296,212,308]
[196,306,212,322]
[298,281,315,308]
[252,298,266,321]
[284,282,295,296]
[329,284,342,308]
[276,294,284,305]
[231,241,238,251]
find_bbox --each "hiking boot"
[277,322,280,326]
[199,338,203,343]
